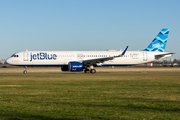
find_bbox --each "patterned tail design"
[143,28,169,52]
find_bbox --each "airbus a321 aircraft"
[6,28,174,74]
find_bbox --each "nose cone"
[6,58,12,65]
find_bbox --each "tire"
[23,70,27,74]
[84,69,89,73]
[90,69,96,74]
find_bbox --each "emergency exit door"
[143,52,148,61]
[23,52,28,61]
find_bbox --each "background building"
[0,59,5,64]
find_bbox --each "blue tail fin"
[143,28,169,52]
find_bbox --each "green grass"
[0,74,180,119]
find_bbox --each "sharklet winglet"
[115,46,128,57]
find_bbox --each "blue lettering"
[29,52,57,61]
[30,53,32,62]
[48,54,52,60]
[40,53,45,60]
[37,53,39,60]
[45,53,47,60]
[53,54,57,60]
[33,54,36,60]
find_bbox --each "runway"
[1,67,180,75]
[1,72,180,75]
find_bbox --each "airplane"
[6,28,174,74]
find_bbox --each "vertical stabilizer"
[143,28,169,52]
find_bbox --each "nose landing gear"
[23,66,27,74]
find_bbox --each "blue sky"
[0,0,180,60]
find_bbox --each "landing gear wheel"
[23,70,27,74]
[90,69,96,74]
[84,69,89,73]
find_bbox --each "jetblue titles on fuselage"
[30,52,57,61]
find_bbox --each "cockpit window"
[11,54,19,57]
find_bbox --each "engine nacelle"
[68,62,84,72]
[61,65,69,71]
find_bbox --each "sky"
[0,0,180,60]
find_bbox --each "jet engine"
[68,62,84,71]
[61,62,84,72]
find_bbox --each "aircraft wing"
[82,46,128,65]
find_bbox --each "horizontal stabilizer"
[155,52,175,60]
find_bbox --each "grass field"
[0,73,180,119]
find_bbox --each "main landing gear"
[84,68,96,73]
[23,66,27,74]
[84,66,96,74]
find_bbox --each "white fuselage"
[6,51,172,66]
